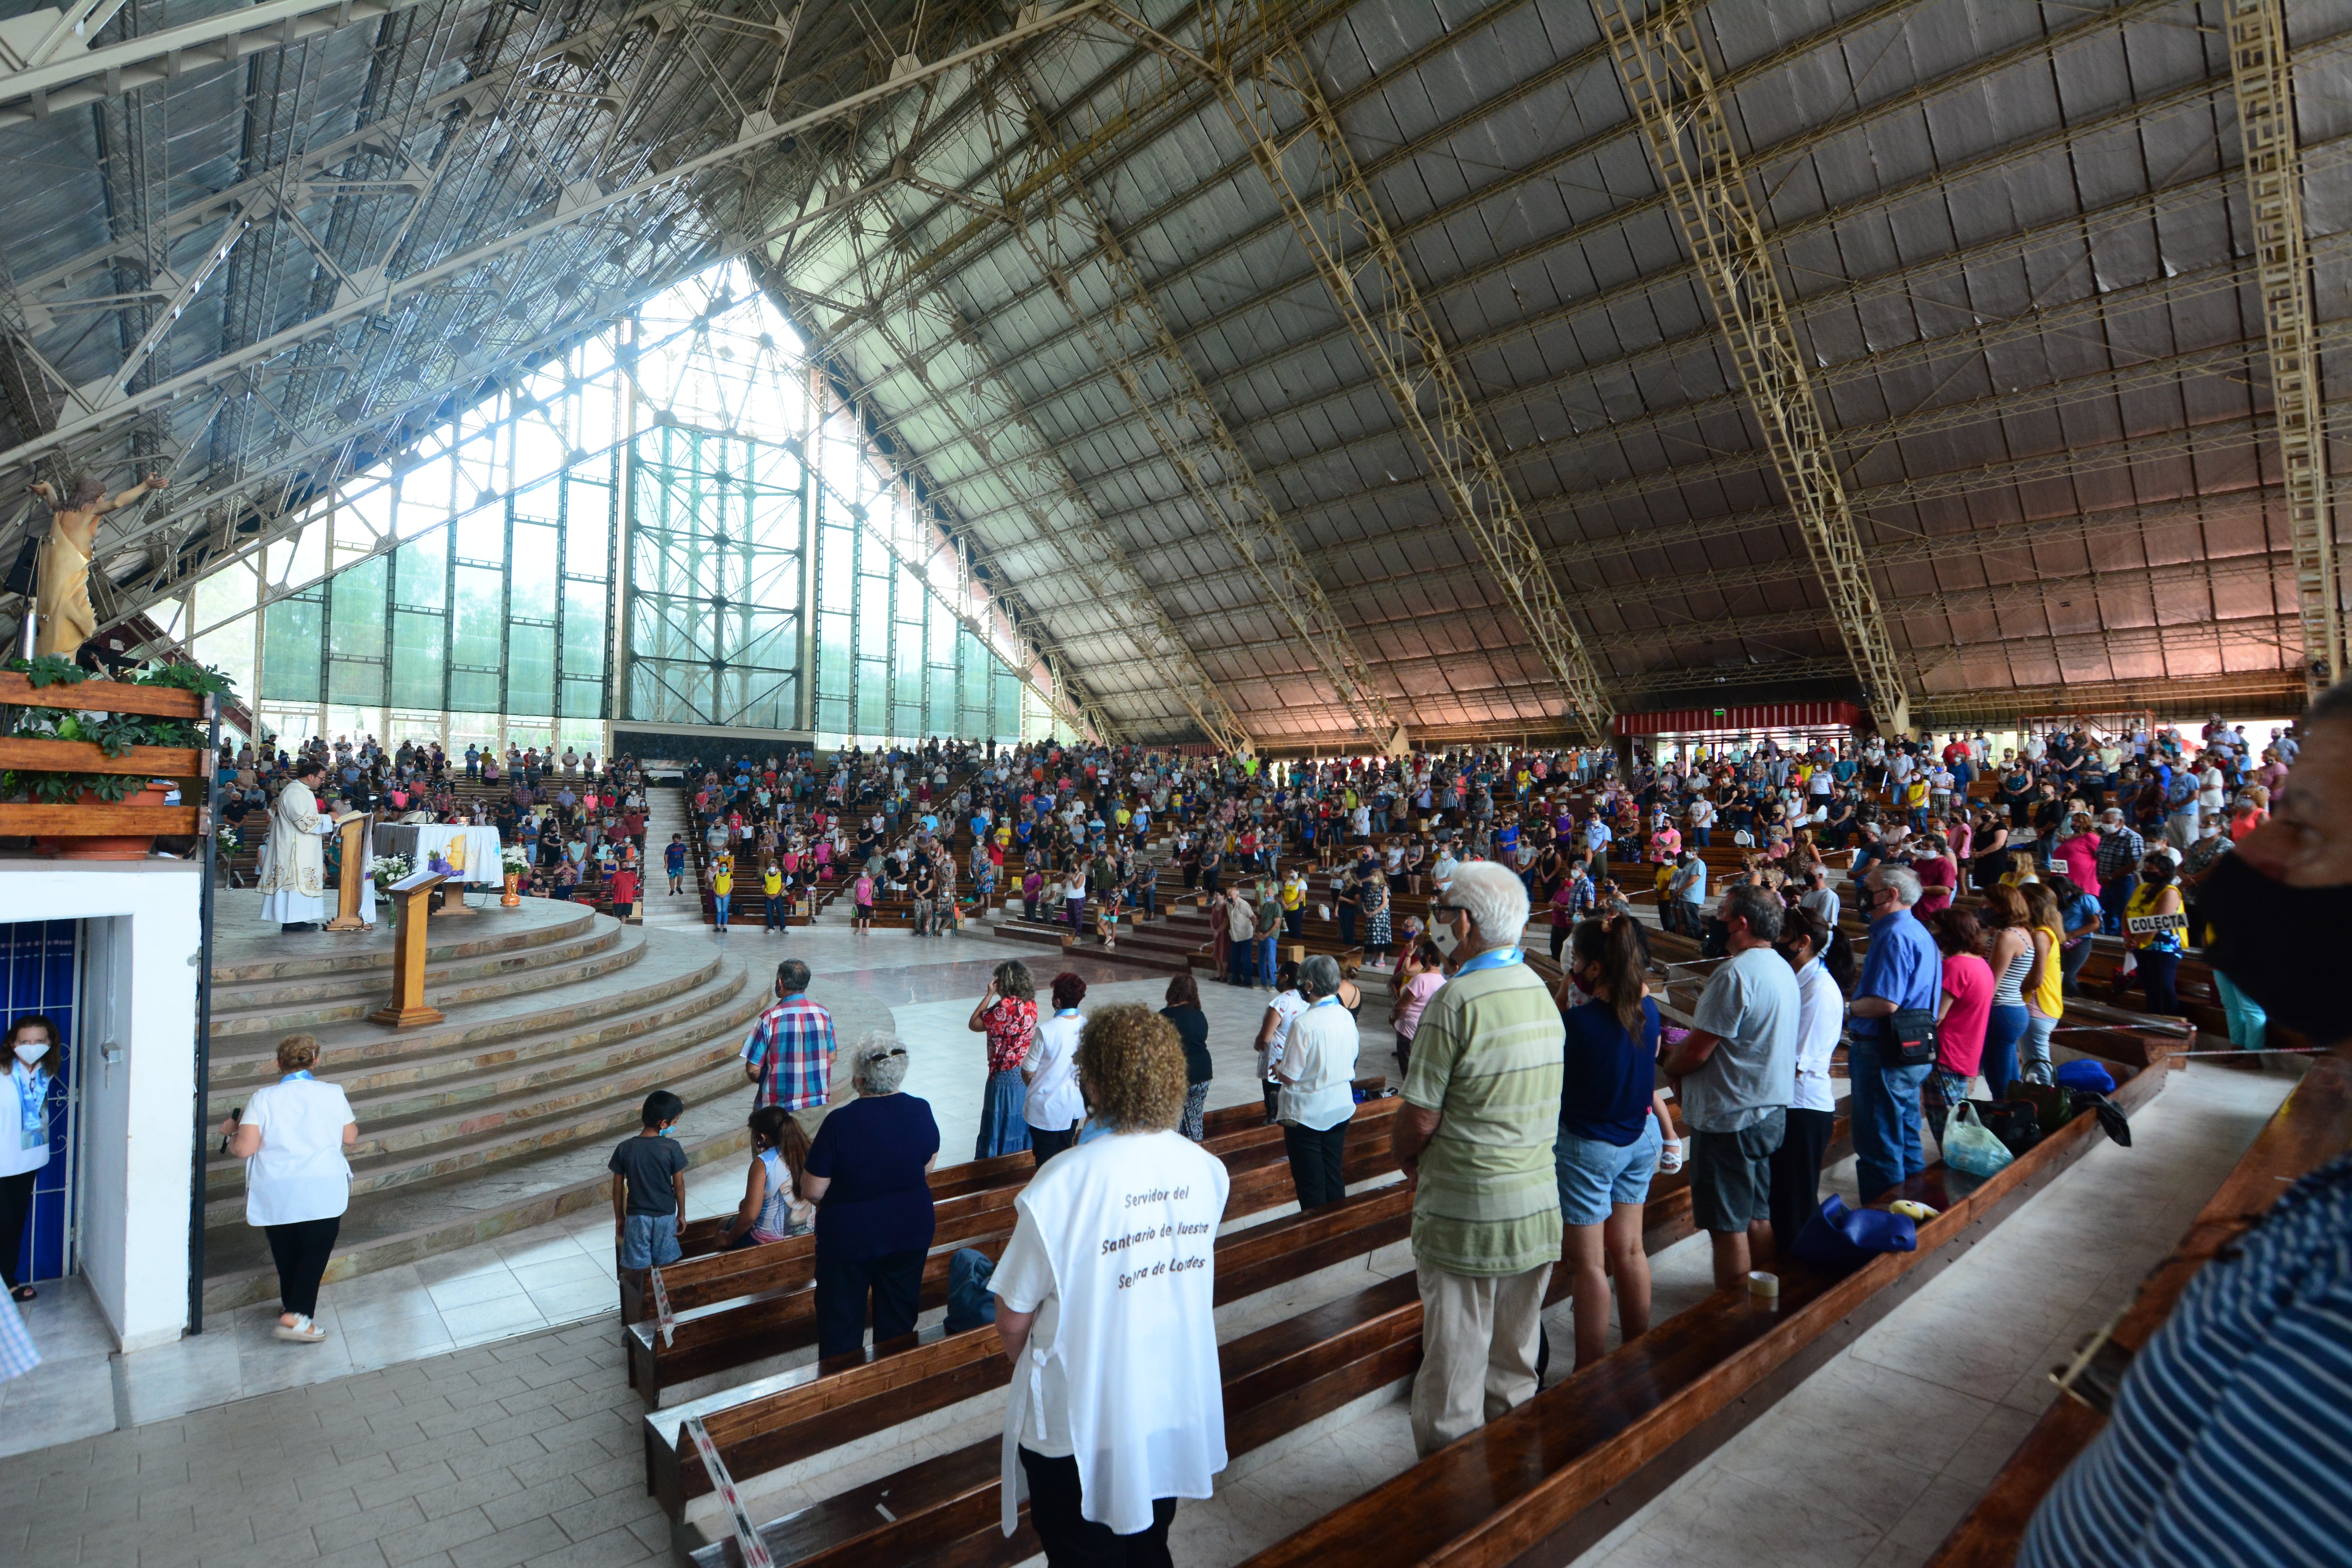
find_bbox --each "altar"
[372,823,507,885]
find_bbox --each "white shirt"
[0,1063,53,1177]
[1023,1011,1087,1131]
[989,1130,1230,1536]
[1260,991,1309,1083]
[1789,955,1843,1114]
[240,1075,355,1227]
[1277,1001,1359,1132]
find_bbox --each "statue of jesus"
[26,472,167,659]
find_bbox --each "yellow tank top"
[2030,924,2064,1018]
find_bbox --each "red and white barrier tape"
[683,1414,775,1568]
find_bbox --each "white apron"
[999,1130,1230,1538]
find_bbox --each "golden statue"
[26,472,167,659]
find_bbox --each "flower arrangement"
[502,844,532,875]
[373,853,414,890]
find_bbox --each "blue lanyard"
[1056,1008,1080,1018]
[1309,995,1343,1010]
[283,1069,315,1082]
[1454,947,1524,976]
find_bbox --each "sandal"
[8,1283,33,1303]
[271,1314,327,1344]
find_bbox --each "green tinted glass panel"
[818,613,850,698]
[855,659,886,734]
[508,624,555,716]
[391,610,445,709]
[510,521,558,620]
[562,580,606,678]
[395,527,447,611]
[261,594,323,702]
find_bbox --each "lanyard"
[1056,1008,1080,1018]
[283,1069,316,1082]
[1309,995,1343,1010]
[1454,947,1524,976]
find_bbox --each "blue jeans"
[2216,971,2268,1051]
[1693,826,1711,847]
[1982,1004,2027,1098]
[1231,939,1259,986]
[766,895,786,930]
[618,1213,681,1271]
[1259,934,1277,982]
[1849,1035,1931,1202]
[2020,1011,2058,1086]
[712,895,730,927]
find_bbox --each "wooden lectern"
[325,812,373,932]
[370,870,446,1028]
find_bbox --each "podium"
[325,812,373,932]
[370,871,447,1028]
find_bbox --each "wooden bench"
[1219,1053,2163,1568]
[627,1096,1402,1404]
[675,1101,1855,1564]
[1924,1056,2352,1567]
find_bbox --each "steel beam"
[2229,0,2344,691]
[1211,19,1613,742]
[974,72,1406,750]
[1595,0,1910,733]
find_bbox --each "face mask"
[1430,916,1461,957]
[2198,852,2350,1044]
[14,1043,47,1065]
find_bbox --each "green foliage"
[0,657,232,812]
[7,654,86,690]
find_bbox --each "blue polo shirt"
[1857,907,1940,1013]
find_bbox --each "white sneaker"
[1658,1137,1687,1175]
[271,1314,327,1344]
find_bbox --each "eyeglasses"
[1430,903,1465,918]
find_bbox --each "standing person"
[719,1106,811,1249]
[710,855,733,932]
[1922,908,1987,1119]
[1389,939,1446,1077]
[222,1035,358,1343]
[989,1005,1230,1566]
[853,866,876,934]
[1275,955,1360,1210]
[1844,864,1942,1200]
[1225,884,1259,987]
[1253,962,1310,1125]
[763,860,787,932]
[1660,884,1797,1290]
[1360,872,1394,964]
[2019,882,2067,1085]
[2120,855,2187,1015]
[741,959,839,1137]
[1553,917,1668,1369]
[1024,974,1089,1163]
[802,1035,940,1359]
[1979,884,2034,1098]
[256,758,332,932]
[968,962,1038,1160]
[1765,909,1849,1259]
[1160,973,1215,1142]
[665,833,688,895]
[0,1018,60,1302]
[1393,862,1564,1458]
[2020,681,2352,1568]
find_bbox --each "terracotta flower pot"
[39,781,171,861]
[502,871,522,907]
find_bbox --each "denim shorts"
[619,1212,682,1271]
[1555,1116,1664,1226]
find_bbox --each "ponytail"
[1569,915,1652,1036]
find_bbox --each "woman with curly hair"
[989,1004,1230,1565]
[968,961,1038,1160]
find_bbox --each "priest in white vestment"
[990,1004,1231,1560]
[256,759,331,931]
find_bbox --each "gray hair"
[776,958,811,995]
[1868,862,1923,908]
[1722,883,1784,944]
[850,1031,909,1095]
[1446,860,1530,945]
[1298,953,1343,1001]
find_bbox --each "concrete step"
[208,896,598,984]
[208,916,648,1037]
[203,1005,750,1225]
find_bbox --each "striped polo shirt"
[2019,1153,2352,1567]
[1401,959,1564,1277]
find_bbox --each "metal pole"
[188,691,221,1334]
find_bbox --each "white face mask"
[1431,914,1462,957]
[14,1042,48,1065]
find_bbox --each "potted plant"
[0,656,234,860]
[501,844,530,907]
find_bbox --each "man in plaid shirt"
[2093,808,2144,935]
[740,959,837,1127]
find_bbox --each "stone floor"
[0,901,2299,1568]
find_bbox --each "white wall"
[13,863,203,1352]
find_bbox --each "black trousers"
[263,1215,342,1316]
[1767,1106,1840,1258]
[814,1247,924,1360]
[1020,1446,1176,1568]
[1030,1124,1080,1165]
[1283,1122,1348,1209]
[0,1169,35,1288]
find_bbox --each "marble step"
[205,934,735,1102]
[203,1035,749,1225]
[207,917,649,1037]
[204,956,759,1170]
[199,1073,757,1313]
[208,898,597,985]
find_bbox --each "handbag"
[1886,1006,1939,1068]
[2007,1081,2074,1131]
[1944,1102,2017,1178]
[1788,1194,1919,1275]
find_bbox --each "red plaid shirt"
[742,994,836,1111]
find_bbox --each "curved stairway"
[201,891,763,1312]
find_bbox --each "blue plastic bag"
[1788,1194,1918,1275]
[2053,1059,2116,1094]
